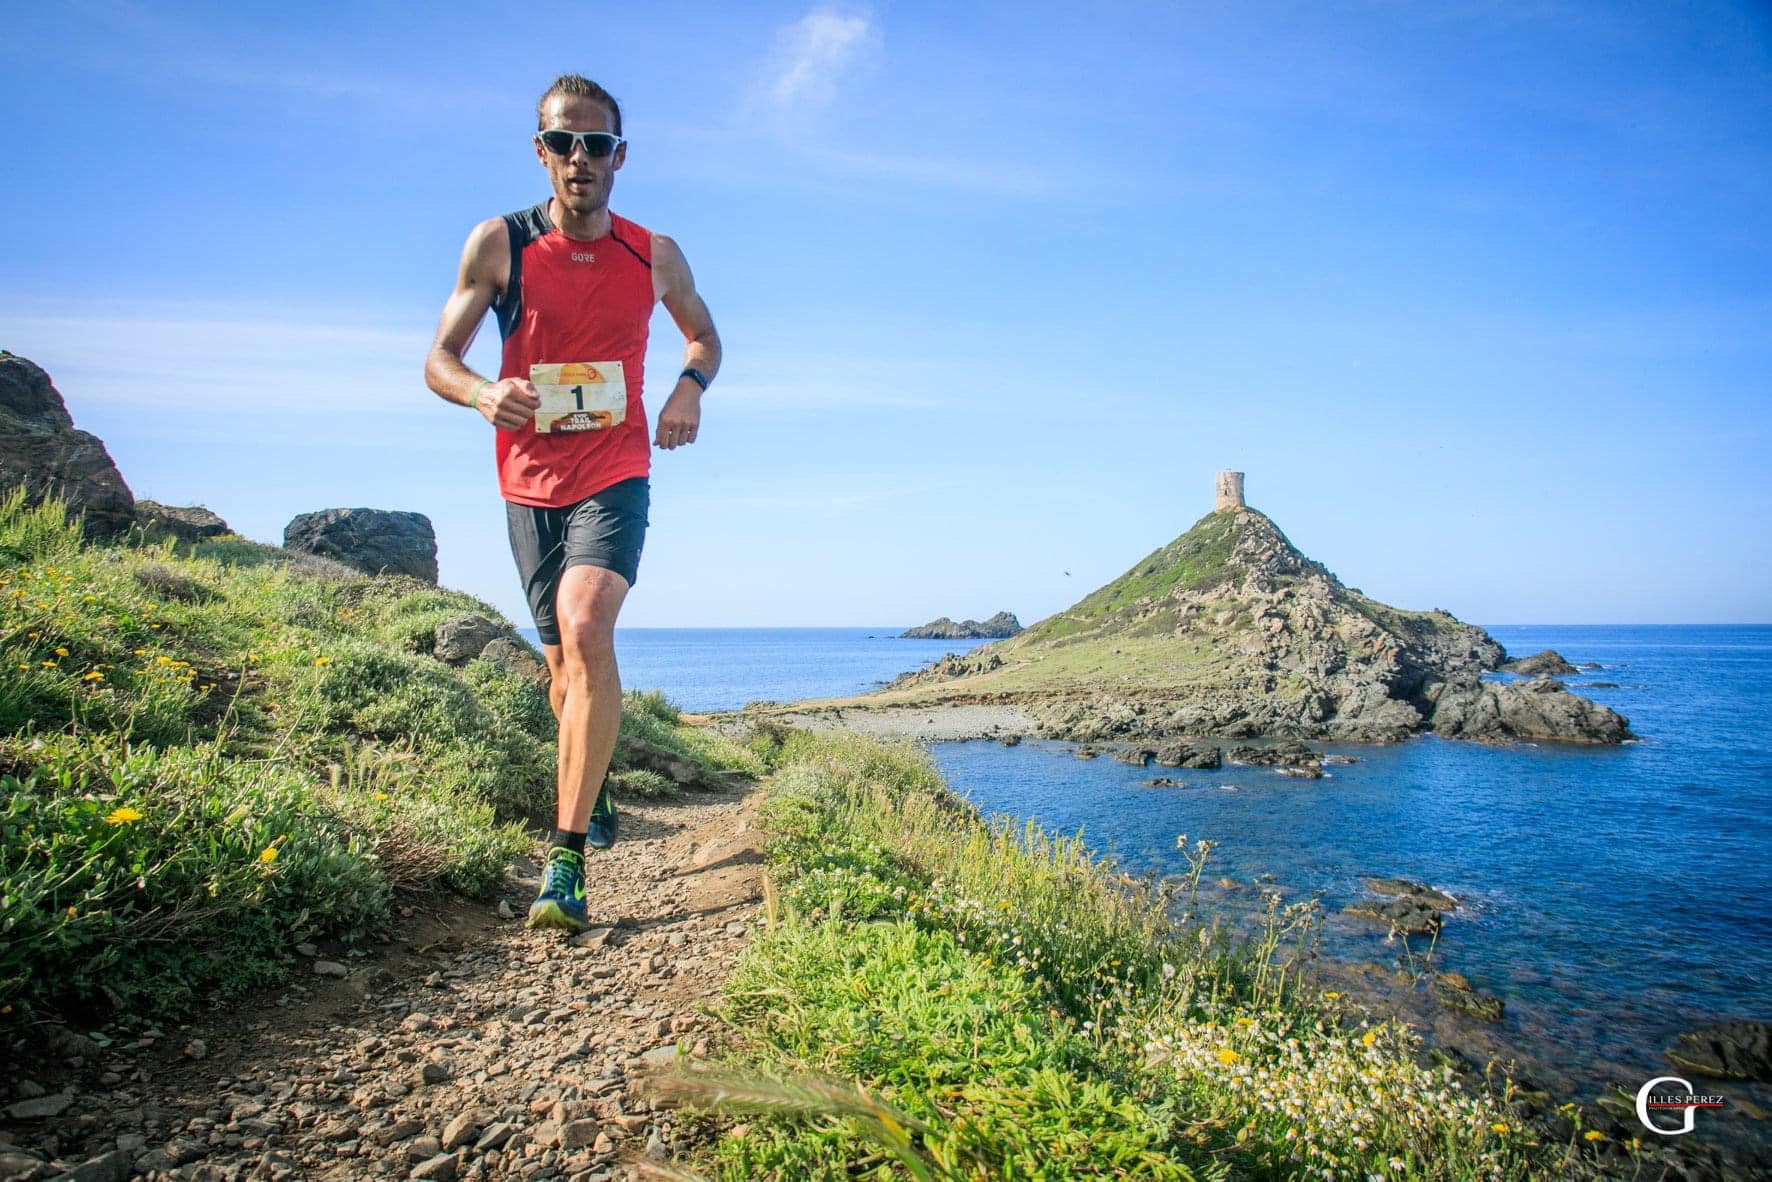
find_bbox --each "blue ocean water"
[533,623,1772,1107]
[520,626,978,710]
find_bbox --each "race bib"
[530,361,627,433]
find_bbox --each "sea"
[525,623,1772,1123]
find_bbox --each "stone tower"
[1215,471,1246,513]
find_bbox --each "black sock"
[552,828,587,857]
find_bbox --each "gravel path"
[1,785,763,1182]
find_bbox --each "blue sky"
[3,1,1769,626]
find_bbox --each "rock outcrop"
[284,508,439,584]
[1429,678,1631,744]
[1665,1020,1772,1082]
[878,499,1631,747]
[1501,649,1579,677]
[0,352,135,536]
[135,500,231,543]
[899,611,1023,640]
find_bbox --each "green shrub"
[608,768,673,799]
[0,733,387,1016]
[623,687,681,725]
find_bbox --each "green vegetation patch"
[0,490,737,1022]
[1016,511,1240,646]
[672,729,1610,1180]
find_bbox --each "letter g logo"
[1637,1076,1696,1136]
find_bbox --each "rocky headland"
[802,478,1631,747]
[898,611,1023,640]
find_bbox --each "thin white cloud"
[731,6,1057,198]
[0,309,475,414]
[763,7,878,116]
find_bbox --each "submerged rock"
[1344,878,1457,936]
[1430,972,1505,1022]
[1666,1020,1772,1081]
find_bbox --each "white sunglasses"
[535,129,626,159]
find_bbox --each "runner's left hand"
[655,385,702,450]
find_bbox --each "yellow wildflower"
[1323,991,1340,1000]
[1584,1130,1607,1143]
[66,906,77,918]
[105,806,143,825]
[1490,1122,1509,1135]
[1216,1048,1240,1066]
[52,647,68,658]
[374,792,389,802]
[314,655,331,666]
[1235,1016,1256,1027]
[1361,1030,1377,1047]
[259,845,280,864]
[82,671,104,682]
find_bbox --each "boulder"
[433,613,507,664]
[0,352,134,536]
[1113,746,1155,767]
[1430,680,1632,744]
[134,499,230,542]
[477,636,547,683]
[1665,1020,1772,1082]
[1152,741,1221,769]
[283,508,438,583]
[1501,649,1579,677]
[615,735,707,788]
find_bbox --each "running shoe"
[526,847,588,932]
[587,782,619,850]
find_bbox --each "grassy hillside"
[0,489,756,1021]
[663,731,1635,1180]
[839,506,1492,714]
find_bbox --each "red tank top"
[491,203,654,507]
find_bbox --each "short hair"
[536,74,622,136]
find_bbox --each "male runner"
[424,74,720,933]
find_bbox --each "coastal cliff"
[878,490,1630,746]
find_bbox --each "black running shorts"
[505,477,649,646]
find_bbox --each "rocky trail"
[2,784,764,1182]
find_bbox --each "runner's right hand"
[480,379,541,430]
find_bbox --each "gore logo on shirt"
[571,251,596,263]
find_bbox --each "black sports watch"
[680,367,710,392]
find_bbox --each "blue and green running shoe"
[587,782,619,850]
[526,847,588,932]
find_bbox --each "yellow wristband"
[470,379,492,411]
